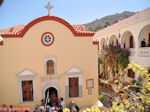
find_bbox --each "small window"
[69,77,79,98]
[128,69,135,78]
[41,32,54,46]
[22,80,33,102]
[47,60,54,75]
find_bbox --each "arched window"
[47,60,54,75]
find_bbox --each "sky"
[0,0,150,29]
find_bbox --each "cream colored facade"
[94,8,150,82]
[0,16,98,109]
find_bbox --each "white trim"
[65,74,82,86]
[45,56,56,75]
[17,69,37,103]
[42,82,61,99]
[65,66,83,99]
[41,77,61,99]
[65,66,82,74]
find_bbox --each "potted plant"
[107,84,112,90]
[104,83,107,88]
[101,82,105,87]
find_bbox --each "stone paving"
[99,86,115,108]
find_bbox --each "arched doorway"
[100,38,107,48]
[138,24,150,47]
[109,35,118,46]
[121,31,134,49]
[45,87,58,99]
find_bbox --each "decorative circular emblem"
[41,32,54,46]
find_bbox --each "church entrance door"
[45,87,58,99]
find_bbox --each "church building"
[0,2,98,109]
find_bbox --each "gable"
[65,66,82,74]
[1,16,94,38]
[17,69,36,77]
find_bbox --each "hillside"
[83,11,135,32]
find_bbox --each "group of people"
[34,94,79,112]
[34,93,65,112]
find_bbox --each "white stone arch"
[121,31,135,48]
[42,81,61,99]
[138,24,150,47]
[100,38,107,48]
[109,35,118,46]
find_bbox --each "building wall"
[0,20,98,109]
[95,9,150,82]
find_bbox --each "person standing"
[148,39,150,47]
[52,93,58,105]
[60,98,65,109]
[70,101,79,112]
[141,38,146,47]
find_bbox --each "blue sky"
[0,0,150,29]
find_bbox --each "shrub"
[131,80,136,85]
[63,108,70,112]
[98,93,104,102]
[108,83,112,87]
[82,106,101,112]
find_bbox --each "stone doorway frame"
[42,81,61,99]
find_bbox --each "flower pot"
[108,87,112,90]
[104,85,107,88]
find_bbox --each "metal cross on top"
[45,2,53,16]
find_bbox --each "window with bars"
[128,69,135,78]
[69,77,79,98]
[22,80,34,102]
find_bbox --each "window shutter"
[74,78,79,97]
[132,71,135,78]
[69,78,73,97]
[130,36,133,48]
[68,77,79,98]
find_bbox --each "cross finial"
[45,2,53,16]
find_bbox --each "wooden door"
[130,36,133,48]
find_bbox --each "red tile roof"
[1,16,94,38]
[9,25,25,33]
